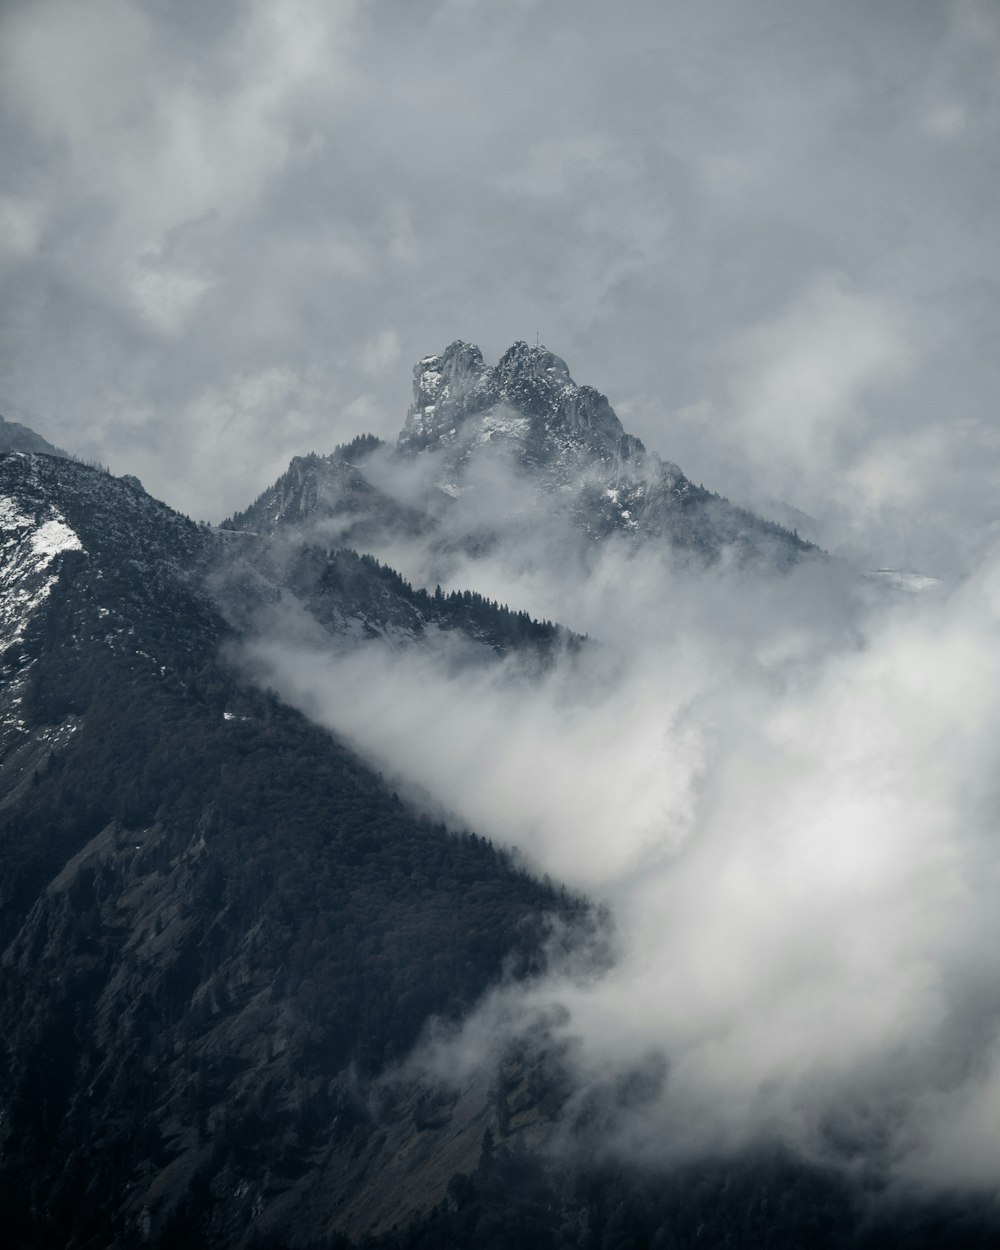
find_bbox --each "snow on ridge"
[0,495,86,657]
[0,495,32,534]
[30,518,83,558]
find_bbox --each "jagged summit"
[495,340,572,386]
[395,340,814,561]
[228,340,812,565]
[412,340,489,412]
[400,339,640,468]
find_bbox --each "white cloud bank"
[238,522,1000,1189]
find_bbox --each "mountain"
[0,450,590,1248]
[2,395,995,1248]
[399,340,639,470]
[226,342,813,568]
[224,438,434,548]
[0,413,69,459]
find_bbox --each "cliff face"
[401,340,651,474]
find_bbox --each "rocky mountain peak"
[494,341,573,392]
[400,341,492,454]
[399,340,633,465]
[411,340,488,411]
[236,338,807,564]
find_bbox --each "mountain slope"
[0,414,69,458]
[0,452,586,1248]
[3,439,993,1250]
[224,440,433,546]
[212,535,572,660]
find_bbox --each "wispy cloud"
[235,494,1000,1186]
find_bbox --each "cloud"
[0,196,46,261]
[128,257,217,338]
[916,0,1000,142]
[729,276,912,479]
[119,365,329,519]
[0,0,400,481]
[692,275,933,556]
[0,0,356,238]
[361,328,402,376]
[234,490,1000,1187]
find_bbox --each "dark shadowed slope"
[2,445,993,1250]
[0,452,587,1248]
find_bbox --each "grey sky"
[1,0,998,570]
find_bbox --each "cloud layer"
[239,510,1000,1187]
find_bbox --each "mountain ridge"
[0,448,589,1248]
[400,340,644,470]
[0,414,69,459]
[1,425,997,1249]
[225,340,814,569]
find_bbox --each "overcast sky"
[1,0,998,569]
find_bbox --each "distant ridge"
[0,413,69,459]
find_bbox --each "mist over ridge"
[2,333,999,1246]
[225,335,1000,1194]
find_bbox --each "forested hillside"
[0,453,589,1247]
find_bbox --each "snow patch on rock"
[0,495,86,656]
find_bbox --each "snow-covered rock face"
[395,341,703,542]
[399,339,640,477]
[414,341,488,408]
[250,340,813,566]
[0,491,84,657]
[402,341,493,452]
[490,340,570,397]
